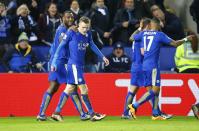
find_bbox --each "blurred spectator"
[154,0,165,11]
[1,0,17,17]
[104,43,131,72]
[39,0,84,14]
[36,0,56,13]
[151,4,185,40]
[14,0,40,21]
[88,0,113,46]
[12,4,39,44]
[55,0,71,14]
[29,0,40,21]
[143,0,165,11]
[2,32,43,73]
[85,29,104,72]
[190,0,199,33]
[16,0,31,6]
[70,0,84,23]
[105,0,152,23]
[175,31,199,73]
[38,2,61,46]
[113,0,143,46]
[104,0,123,24]
[134,0,155,18]
[0,2,12,57]
[78,0,93,12]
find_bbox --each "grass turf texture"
[0,116,199,131]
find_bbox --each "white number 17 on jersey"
[144,36,154,51]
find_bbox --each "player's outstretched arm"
[170,35,194,47]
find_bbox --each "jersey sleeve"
[133,32,143,42]
[54,27,62,43]
[140,41,144,48]
[88,33,104,59]
[159,32,173,45]
[50,27,65,55]
[58,27,68,43]
[51,30,72,65]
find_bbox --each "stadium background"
[0,0,198,73]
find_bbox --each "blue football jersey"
[131,40,143,72]
[49,24,69,63]
[53,30,104,67]
[133,30,172,70]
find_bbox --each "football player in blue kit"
[37,11,87,121]
[122,18,150,119]
[128,18,194,120]
[51,16,109,121]
[122,18,172,120]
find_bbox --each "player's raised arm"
[129,18,151,42]
[129,29,141,42]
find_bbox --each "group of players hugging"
[36,10,197,122]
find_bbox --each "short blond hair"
[16,4,30,16]
[79,16,91,24]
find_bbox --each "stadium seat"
[0,61,6,72]
[32,46,51,72]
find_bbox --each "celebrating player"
[122,18,171,119]
[51,16,109,121]
[37,11,87,121]
[128,18,194,120]
[122,18,150,119]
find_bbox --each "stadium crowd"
[0,0,198,73]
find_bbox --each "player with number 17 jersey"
[133,30,172,86]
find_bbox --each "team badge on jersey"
[78,42,89,50]
[78,78,82,82]
[59,33,66,43]
[63,34,67,40]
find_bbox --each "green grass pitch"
[0,116,199,131]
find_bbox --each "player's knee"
[73,86,78,92]
[79,84,88,95]
[146,86,152,91]
[129,85,139,94]
[151,86,160,94]
[64,84,76,94]
[47,82,60,94]
[70,86,78,95]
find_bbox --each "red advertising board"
[0,73,198,117]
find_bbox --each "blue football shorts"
[48,60,67,84]
[143,68,161,87]
[66,64,85,85]
[130,70,144,87]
